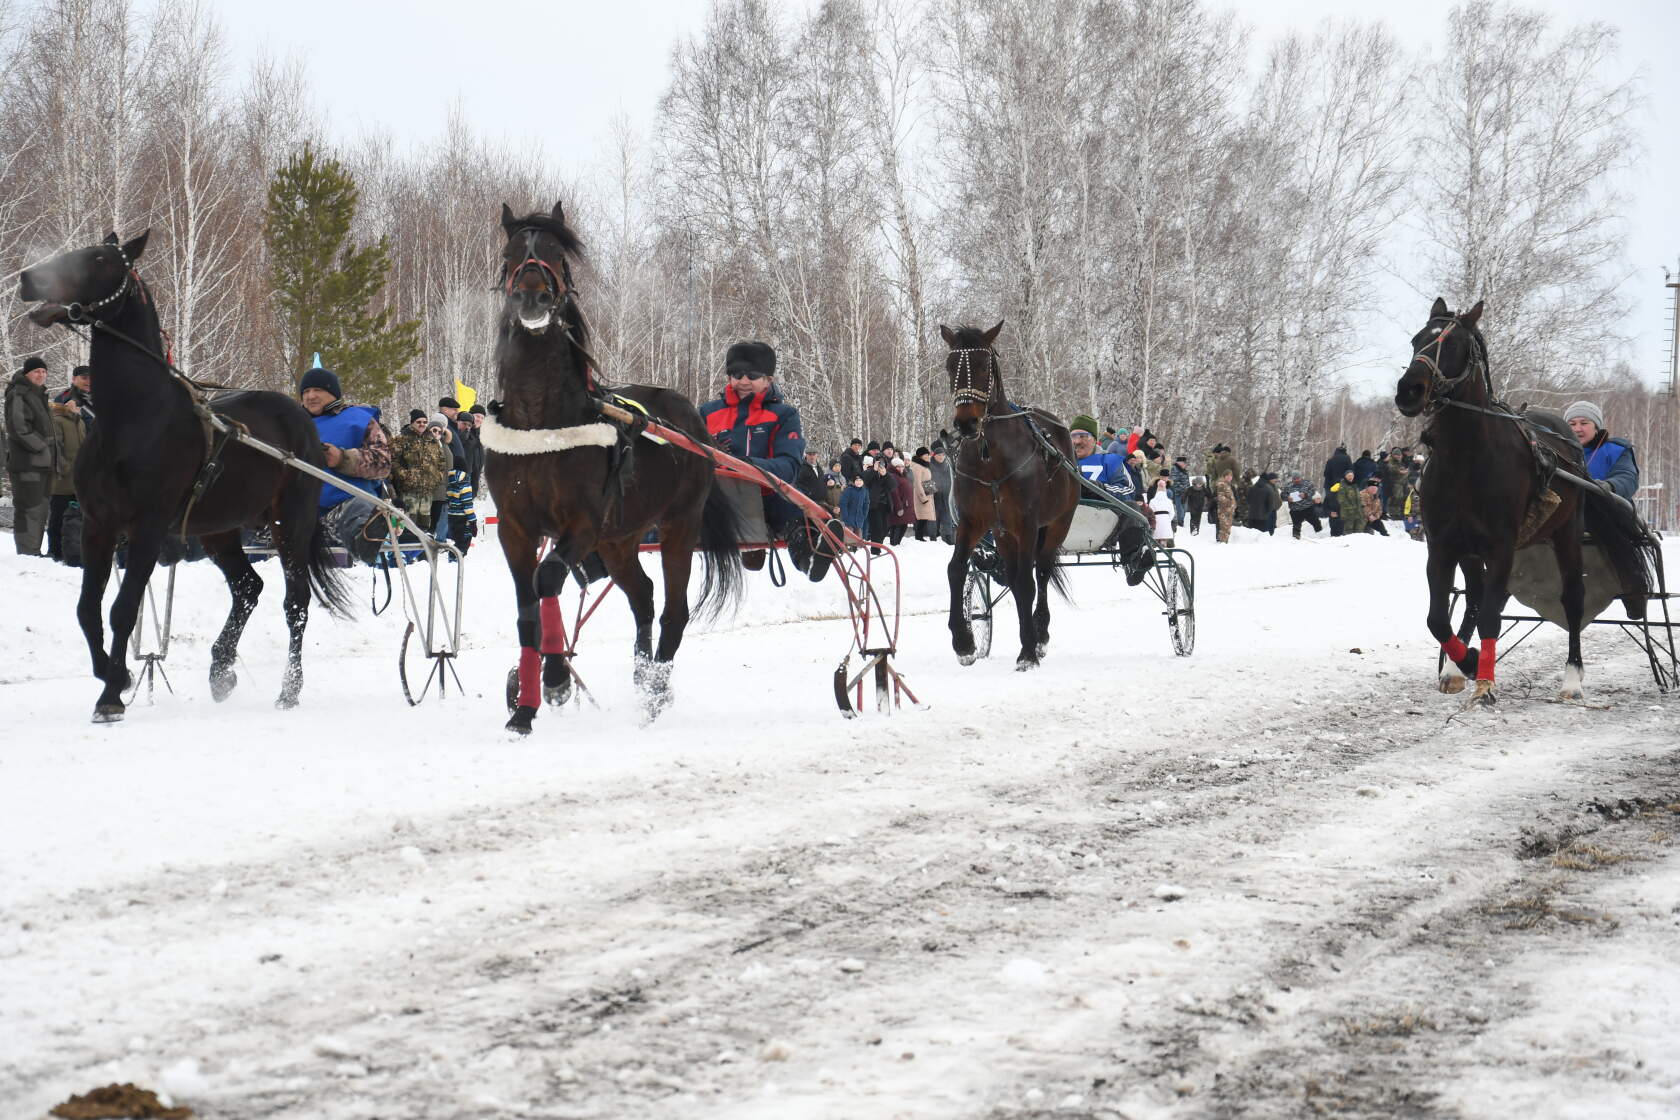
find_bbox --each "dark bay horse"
[941,322,1079,669]
[1395,297,1656,704]
[485,202,742,735]
[20,232,350,722]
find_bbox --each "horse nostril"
[536,292,553,307]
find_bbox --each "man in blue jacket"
[299,364,391,563]
[1565,401,1639,501]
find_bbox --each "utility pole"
[1665,262,1678,396]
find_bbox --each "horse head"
[19,230,150,327]
[1395,297,1485,418]
[499,200,583,337]
[940,320,1004,438]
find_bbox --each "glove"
[714,429,734,453]
[1596,479,1614,495]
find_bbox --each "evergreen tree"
[263,144,421,400]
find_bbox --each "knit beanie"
[428,413,448,430]
[1564,401,1605,431]
[299,365,342,400]
[1069,414,1101,438]
[21,355,47,374]
[409,408,427,423]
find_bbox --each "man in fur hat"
[699,341,827,577]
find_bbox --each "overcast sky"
[221,0,1678,398]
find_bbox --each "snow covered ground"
[3,521,1677,1119]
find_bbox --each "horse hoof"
[274,694,299,711]
[505,706,537,735]
[1468,681,1497,707]
[92,704,125,724]
[1015,658,1039,672]
[1559,688,1584,702]
[543,681,572,707]
[1438,673,1466,694]
[957,652,977,667]
[210,669,237,702]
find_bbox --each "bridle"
[950,347,995,408]
[502,227,575,330]
[66,242,137,323]
[1405,314,1490,417]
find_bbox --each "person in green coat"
[1330,468,1363,531]
[46,367,92,561]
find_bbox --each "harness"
[945,346,1147,534]
[62,263,245,540]
[1406,311,1635,526]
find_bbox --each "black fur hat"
[725,340,776,378]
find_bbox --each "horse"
[19,231,351,722]
[484,202,743,735]
[1394,297,1657,705]
[941,322,1080,669]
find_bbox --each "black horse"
[20,232,350,722]
[941,322,1079,669]
[485,202,742,734]
[1395,297,1656,704]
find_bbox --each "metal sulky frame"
[511,403,920,717]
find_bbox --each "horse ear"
[103,232,118,246]
[1463,300,1484,328]
[501,203,519,234]
[551,199,566,224]
[121,230,150,262]
[983,320,1004,346]
[938,324,955,347]
[1429,296,1449,319]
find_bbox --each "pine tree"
[263,144,422,400]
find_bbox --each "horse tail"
[1581,486,1658,620]
[307,522,356,619]
[692,480,745,622]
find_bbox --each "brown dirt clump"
[49,1083,193,1119]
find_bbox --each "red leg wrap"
[518,646,541,709]
[1476,637,1496,680]
[540,596,566,655]
[1442,636,1468,664]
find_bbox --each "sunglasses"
[727,370,766,381]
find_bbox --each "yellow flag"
[453,379,476,411]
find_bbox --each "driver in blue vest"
[1068,414,1141,506]
[1068,413,1153,585]
[1565,400,1639,501]
[299,364,391,564]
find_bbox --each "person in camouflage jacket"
[1359,477,1389,536]
[1330,470,1363,531]
[1214,470,1236,543]
[390,412,450,529]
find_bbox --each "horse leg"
[1425,549,1473,693]
[640,522,701,720]
[202,530,263,703]
[1553,530,1586,701]
[535,552,573,705]
[597,539,663,718]
[1004,534,1040,670]
[947,517,986,664]
[78,521,119,687]
[1031,526,1056,659]
[94,524,166,722]
[500,521,544,735]
[1468,548,1514,707]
